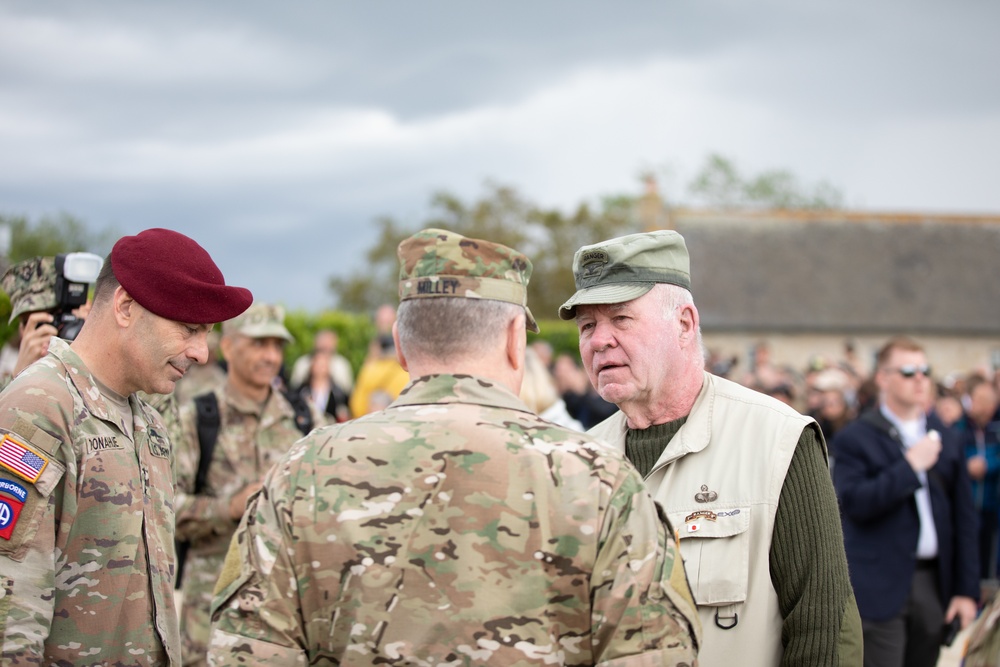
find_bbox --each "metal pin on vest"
[695,484,718,503]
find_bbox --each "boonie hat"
[2,257,59,324]
[111,228,253,324]
[222,302,293,342]
[558,230,691,320]
[397,228,539,333]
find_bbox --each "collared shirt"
[880,404,939,559]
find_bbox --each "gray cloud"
[1,0,997,310]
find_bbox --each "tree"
[1,213,118,264]
[328,183,641,319]
[329,155,849,318]
[0,212,119,341]
[688,153,844,210]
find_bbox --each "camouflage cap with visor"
[1,257,59,324]
[222,302,293,342]
[398,228,539,333]
[558,230,691,320]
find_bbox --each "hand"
[945,595,978,629]
[228,482,263,520]
[904,431,942,473]
[13,312,58,376]
[72,300,93,320]
[968,455,988,480]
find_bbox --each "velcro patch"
[0,434,49,484]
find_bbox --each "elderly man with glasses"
[832,335,979,667]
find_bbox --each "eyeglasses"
[887,364,932,379]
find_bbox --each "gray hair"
[653,283,704,353]
[396,298,522,362]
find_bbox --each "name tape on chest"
[0,434,49,484]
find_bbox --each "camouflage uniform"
[140,390,184,455]
[208,374,699,666]
[208,228,700,666]
[0,257,64,394]
[175,378,311,665]
[0,337,179,665]
[1,257,60,324]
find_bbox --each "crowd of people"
[0,225,998,666]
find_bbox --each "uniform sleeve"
[0,475,61,664]
[770,426,863,667]
[207,473,306,666]
[589,467,701,666]
[0,407,68,664]
[173,400,234,543]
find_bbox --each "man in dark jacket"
[832,335,979,667]
[951,378,1000,579]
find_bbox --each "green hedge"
[0,305,585,376]
[281,311,584,377]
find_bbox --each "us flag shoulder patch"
[0,434,49,484]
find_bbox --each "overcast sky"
[1,0,998,311]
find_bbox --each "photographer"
[1,253,101,382]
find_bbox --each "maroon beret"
[111,228,253,324]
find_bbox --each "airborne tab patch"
[0,434,49,484]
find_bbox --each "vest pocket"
[668,506,750,606]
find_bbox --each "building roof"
[670,210,1000,335]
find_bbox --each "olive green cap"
[397,228,539,333]
[1,257,59,324]
[222,302,293,341]
[558,230,691,320]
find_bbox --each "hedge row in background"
[281,310,584,378]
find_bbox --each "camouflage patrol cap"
[398,228,539,333]
[1,256,58,324]
[222,302,293,342]
[558,230,691,320]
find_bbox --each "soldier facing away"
[0,228,251,666]
[207,228,701,666]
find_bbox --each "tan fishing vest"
[590,372,813,667]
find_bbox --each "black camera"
[49,253,103,341]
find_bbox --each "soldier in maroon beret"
[0,228,251,665]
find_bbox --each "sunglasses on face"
[888,364,932,379]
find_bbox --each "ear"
[219,334,234,363]
[873,367,888,392]
[505,313,526,372]
[677,303,700,344]
[113,287,136,329]
[392,321,408,371]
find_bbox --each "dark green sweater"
[627,420,863,667]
